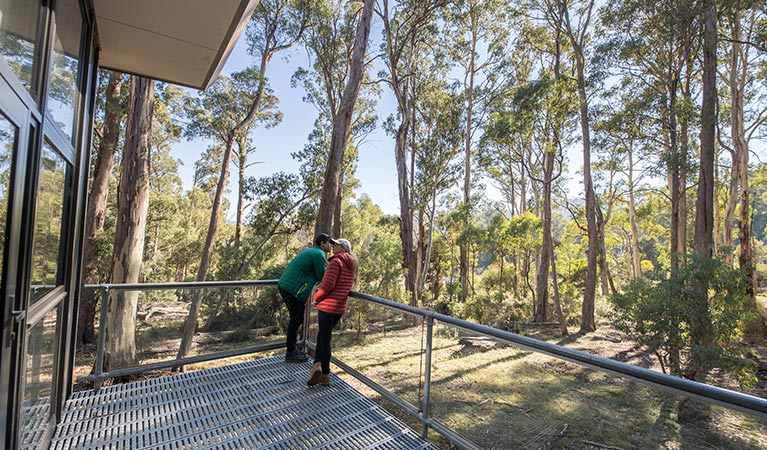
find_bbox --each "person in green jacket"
[278,233,332,362]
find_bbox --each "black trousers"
[315,310,343,374]
[279,287,306,353]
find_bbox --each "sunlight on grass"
[327,298,767,450]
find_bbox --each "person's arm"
[314,259,339,303]
[312,249,328,282]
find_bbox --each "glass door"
[0,68,32,450]
[1,0,80,447]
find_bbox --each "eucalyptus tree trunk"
[691,0,717,351]
[419,189,438,293]
[695,0,717,260]
[722,15,743,261]
[534,147,554,322]
[178,0,305,361]
[78,71,123,346]
[381,0,416,299]
[728,13,756,301]
[316,0,375,236]
[104,76,154,372]
[627,149,642,278]
[459,54,475,303]
[551,252,567,336]
[235,136,248,247]
[178,131,234,362]
[562,1,598,332]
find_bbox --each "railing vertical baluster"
[94,285,109,392]
[421,315,434,439]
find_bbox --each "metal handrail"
[78,281,767,450]
[82,280,280,390]
[315,290,767,449]
[348,290,767,424]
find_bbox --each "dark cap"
[314,233,331,246]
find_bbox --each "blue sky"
[171,33,401,219]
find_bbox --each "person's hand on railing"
[313,288,326,305]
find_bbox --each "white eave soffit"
[93,0,260,90]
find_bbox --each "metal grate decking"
[51,357,439,449]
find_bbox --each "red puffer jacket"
[313,252,357,314]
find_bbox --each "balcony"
[50,357,436,449]
[46,281,767,449]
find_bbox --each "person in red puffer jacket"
[307,237,357,387]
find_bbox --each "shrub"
[610,253,757,387]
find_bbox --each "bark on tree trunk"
[574,49,597,332]
[104,76,154,372]
[235,136,247,248]
[458,31,478,304]
[177,132,235,361]
[551,252,568,336]
[534,148,554,322]
[176,21,286,361]
[692,0,717,351]
[729,17,757,303]
[627,149,642,278]
[395,119,416,299]
[667,78,682,274]
[315,0,375,235]
[78,72,123,346]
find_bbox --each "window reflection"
[20,305,58,450]
[0,0,40,98]
[0,114,15,277]
[47,0,82,142]
[30,141,67,302]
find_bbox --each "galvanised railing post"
[93,285,109,392]
[421,315,434,439]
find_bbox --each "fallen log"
[142,326,279,355]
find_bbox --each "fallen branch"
[581,440,625,450]
[509,321,561,327]
[594,333,622,343]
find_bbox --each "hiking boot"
[307,362,322,387]
[285,350,308,363]
[318,374,330,386]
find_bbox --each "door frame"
[0,63,34,450]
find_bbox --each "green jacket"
[278,246,328,302]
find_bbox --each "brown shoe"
[318,374,330,386]
[307,362,322,387]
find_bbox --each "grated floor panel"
[51,357,439,449]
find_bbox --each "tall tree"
[315,0,376,236]
[719,3,766,301]
[600,0,699,276]
[379,0,445,306]
[549,0,599,331]
[446,0,511,302]
[691,0,717,351]
[77,70,125,346]
[178,0,305,361]
[593,97,651,280]
[413,78,464,295]
[103,76,154,371]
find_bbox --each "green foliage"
[610,253,757,386]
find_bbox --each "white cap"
[330,238,351,252]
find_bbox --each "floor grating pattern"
[51,357,439,449]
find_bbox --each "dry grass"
[329,315,767,450]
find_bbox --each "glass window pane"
[30,140,67,303]
[0,113,15,277]
[0,0,41,98]
[19,305,59,449]
[47,0,82,142]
